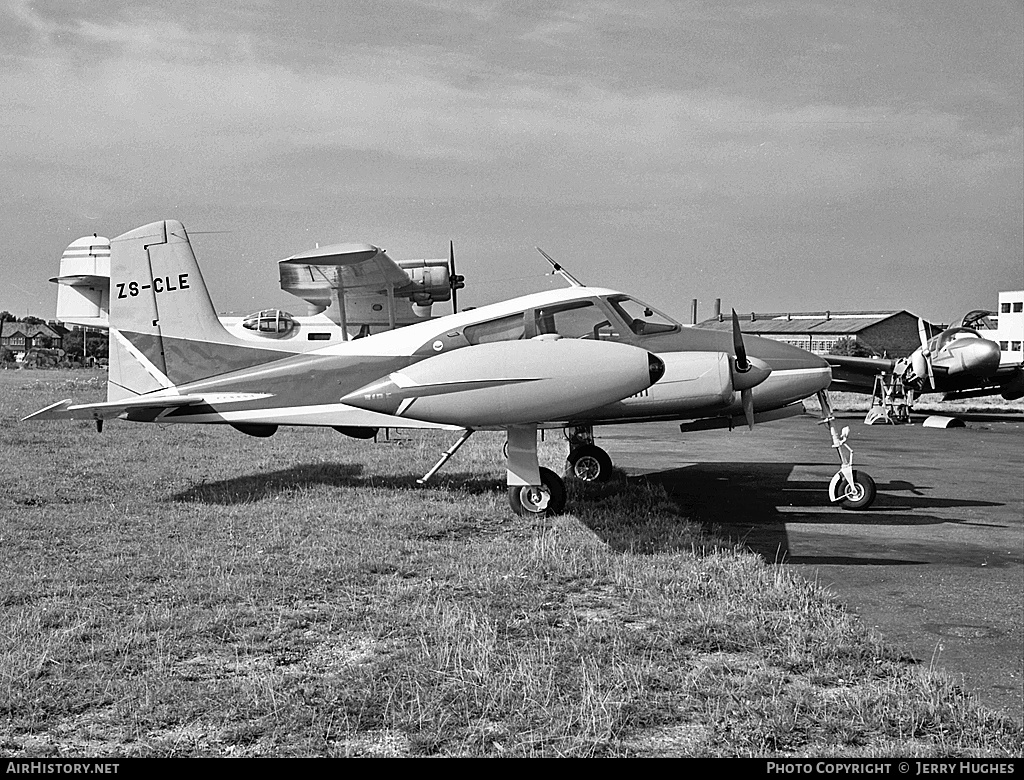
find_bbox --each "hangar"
[695,308,937,358]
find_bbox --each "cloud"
[0,1,1019,318]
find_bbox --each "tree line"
[0,311,107,367]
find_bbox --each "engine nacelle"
[341,338,665,428]
[906,352,929,390]
[1001,367,1024,401]
[396,259,452,304]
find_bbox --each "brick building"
[0,321,70,361]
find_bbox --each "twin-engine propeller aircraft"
[26,219,876,514]
[827,318,1023,424]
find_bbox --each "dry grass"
[807,390,1024,416]
[1,369,1021,757]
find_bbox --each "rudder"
[107,220,279,397]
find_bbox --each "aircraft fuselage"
[137,286,829,431]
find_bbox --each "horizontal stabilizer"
[22,394,208,422]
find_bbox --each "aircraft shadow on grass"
[607,461,1005,565]
[169,463,502,505]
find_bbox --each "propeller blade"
[741,388,755,430]
[448,240,462,314]
[731,309,750,373]
[917,318,935,388]
[728,309,770,428]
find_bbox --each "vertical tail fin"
[52,235,110,328]
[107,220,280,399]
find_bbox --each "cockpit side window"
[607,296,680,336]
[463,313,526,345]
[533,301,618,340]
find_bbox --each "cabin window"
[1000,341,1009,350]
[242,309,296,336]
[464,313,525,345]
[307,333,331,341]
[1013,341,1022,352]
[1014,302,1023,313]
[534,301,617,340]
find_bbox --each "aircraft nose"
[948,338,1002,377]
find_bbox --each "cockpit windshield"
[605,295,680,336]
[931,327,980,352]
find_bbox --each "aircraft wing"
[825,355,898,393]
[279,243,415,311]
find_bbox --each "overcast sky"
[2,0,1021,325]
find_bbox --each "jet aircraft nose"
[946,337,1001,377]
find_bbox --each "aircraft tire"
[508,467,567,516]
[566,444,613,483]
[838,470,876,510]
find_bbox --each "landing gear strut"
[564,425,614,483]
[417,426,567,516]
[507,425,566,516]
[817,390,876,510]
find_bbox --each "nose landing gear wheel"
[831,469,876,510]
[566,444,613,483]
[508,467,567,516]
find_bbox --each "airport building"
[992,290,1024,365]
[695,307,934,358]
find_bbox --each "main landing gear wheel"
[508,467,567,517]
[831,469,876,510]
[566,444,613,483]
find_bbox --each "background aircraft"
[50,232,466,342]
[28,219,876,514]
[827,318,1024,423]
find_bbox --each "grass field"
[1,370,1021,757]
[806,390,1024,417]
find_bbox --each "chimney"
[750,312,756,322]
[690,299,698,325]
[713,298,721,318]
